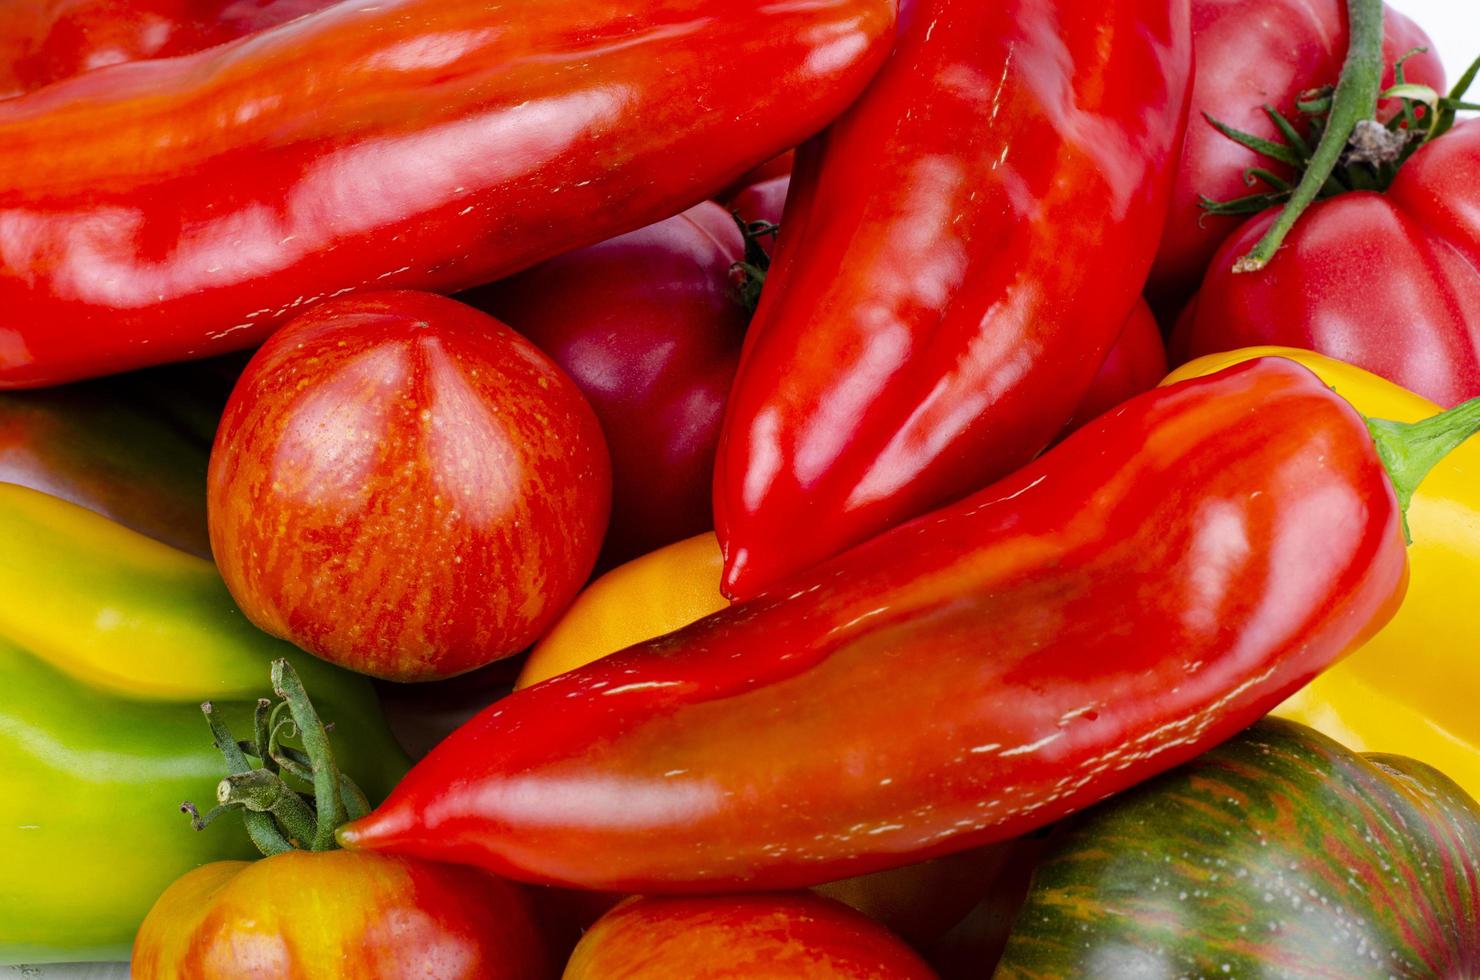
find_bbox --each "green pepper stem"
[1234,0,1385,273]
[1367,396,1480,542]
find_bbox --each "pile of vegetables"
[2,0,1478,975]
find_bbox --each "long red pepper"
[0,1,332,98]
[339,358,1454,892]
[0,0,894,388]
[711,0,1193,599]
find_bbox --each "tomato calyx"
[1201,53,1477,221]
[728,212,778,316]
[181,659,369,856]
[1199,0,1480,273]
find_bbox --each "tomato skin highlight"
[0,0,332,98]
[713,0,1194,599]
[465,203,748,567]
[132,850,552,980]
[564,893,938,980]
[340,359,1407,893]
[207,291,611,682]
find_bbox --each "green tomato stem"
[1234,0,1385,273]
[271,659,345,852]
[198,701,293,856]
[217,769,319,849]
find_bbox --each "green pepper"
[0,483,408,965]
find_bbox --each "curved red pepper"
[339,358,1407,892]
[711,0,1193,599]
[0,0,330,98]
[0,0,895,389]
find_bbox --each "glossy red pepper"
[712,0,1193,599]
[0,0,330,98]
[1145,0,1442,315]
[723,175,1166,440]
[339,358,1417,892]
[463,203,748,567]
[0,0,895,389]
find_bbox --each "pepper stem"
[1234,0,1385,272]
[1367,396,1480,543]
[181,659,367,855]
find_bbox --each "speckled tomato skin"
[564,893,939,980]
[132,850,552,979]
[207,291,610,682]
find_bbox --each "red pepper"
[0,0,330,98]
[340,358,1468,892]
[462,203,748,567]
[0,0,895,389]
[1144,0,1442,316]
[712,0,1194,599]
[1057,298,1166,437]
[725,174,1167,441]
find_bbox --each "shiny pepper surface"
[0,0,895,388]
[1168,347,1480,802]
[340,359,1406,891]
[713,0,1193,598]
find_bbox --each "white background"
[1392,0,1478,84]
[8,3,1480,979]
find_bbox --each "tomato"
[1172,114,1480,407]
[1145,0,1443,314]
[207,291,610,682]
[721,151,797,200]
[563,893,938,979]
[0,1,333,98]
[132,842,550,978]
[464,203,747,566]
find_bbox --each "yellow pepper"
[517,532,729,688]
[1166,348,1480,799]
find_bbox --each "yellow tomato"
[517,532,729,689]
[1167,348,1480,798]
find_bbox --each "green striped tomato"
[996,719,1480,978]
